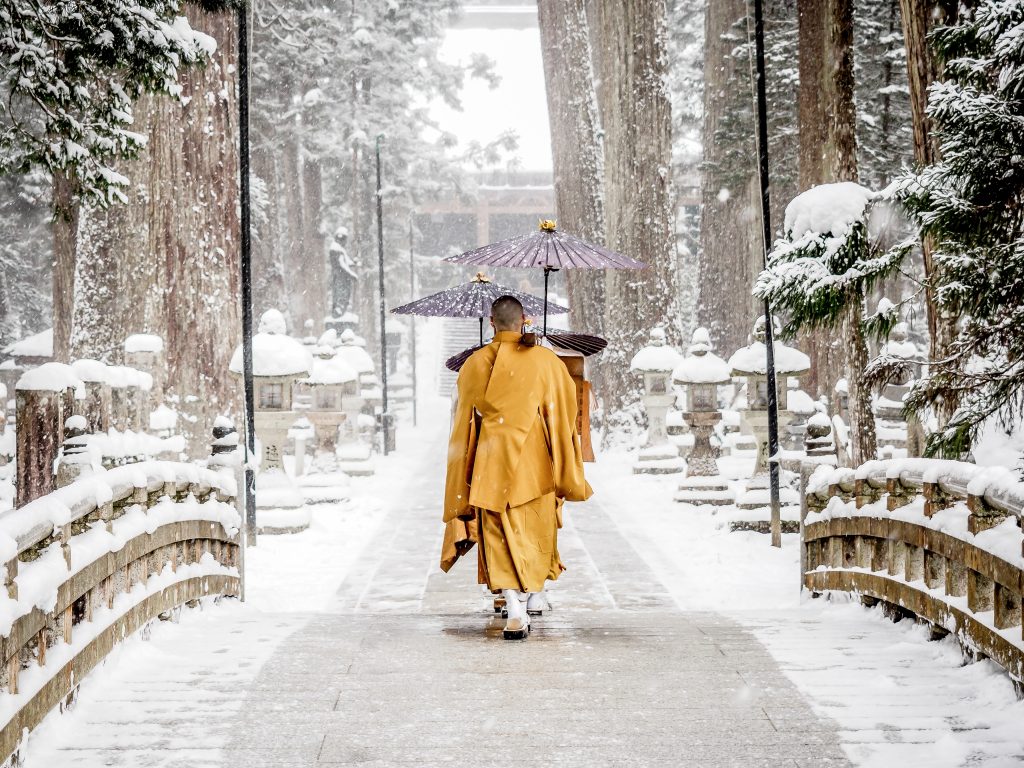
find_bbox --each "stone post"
[15,364,82,507]
[55,415,93,487]
[70,359,111,433]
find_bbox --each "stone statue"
[328,225,357,320]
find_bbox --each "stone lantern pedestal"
[630,328,684,474]
[673,329,734,506]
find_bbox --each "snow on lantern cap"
[229,309,312,378]
[629,328,682,373]
[673,328,731,385]
[258,308,288,336]
[728,316,810,377]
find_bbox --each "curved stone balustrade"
[0,461,240,764]
[803,458,1024,695]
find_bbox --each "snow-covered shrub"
[888,1,1024,459]
[753,182,909,336]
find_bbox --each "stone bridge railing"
[0,461,240,765]
[803,458,1024,695]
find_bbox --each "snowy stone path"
[17,404,1024,767]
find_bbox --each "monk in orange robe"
[441,295,592,639]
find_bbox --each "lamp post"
[409,219,417,427]
[375,133,392,455]
[237,4,256,563]
[752,0,783,547]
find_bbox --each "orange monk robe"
[440,330,593,591]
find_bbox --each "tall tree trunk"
[252,145,287,308]
[697,1,762,356]
[300,157,326,330]
[537,0,606,339]
[796,0,838,400]
[797,0,875,462]
[51,172,78,362]
[899,0,959,426]
[592,0,679,420]
[71,202,126,362]
[140,3,241,455]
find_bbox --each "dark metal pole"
[752,0,783,547]
[237,3,257,557]
[375,134,390,455]
[542,268,551,335]
[409,218,417,427]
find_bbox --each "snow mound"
[3,328,52,359]
[304,357,358,385]
[336,341,375,375]
[630,345,682,373]
[124,333,164,354]
[728,342,810,375]
[258,309,288,335]
[230,333,312,378]
[16,363,84,393]
[673,350,731,384]
[784,182,875,241]
[70,358,109,383]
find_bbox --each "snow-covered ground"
[16,389,1024,767]
[593,445,1024,767]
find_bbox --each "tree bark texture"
[592,0,680,419]
[15,388,72,507]
[137,4,242,455]
[697,0,762,357]
[51,172,78,363]
[537,0,607,339]
[843,301,877,466]
[71,203,123,362]
[251,144,287,309]
[799,0,875,464]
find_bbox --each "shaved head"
[490,295,525,331]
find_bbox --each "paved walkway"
[24,429,851,768]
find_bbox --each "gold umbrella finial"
[539,219,557,232]
[473,272,490,283]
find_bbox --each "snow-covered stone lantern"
[630,328,684,474]
[672,328,733,505]
[229,309,313,533]
[299,355,359,470]
[728,316,809,509]
[875,322,921,456]
[334,329,378,473]
[230,309,312,472]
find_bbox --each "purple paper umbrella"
[443,220,645,333]
[390,272,567,345]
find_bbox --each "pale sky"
[431,23,553,172]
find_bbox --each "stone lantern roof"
[336,330,375,375]
[728,317,809,377]
[673,328,731,384]
[229,310,312,378]
[629,328,682,373]
[304,356,358,386]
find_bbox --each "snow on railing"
[802,458,1024,696]
[0,462,240,765]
